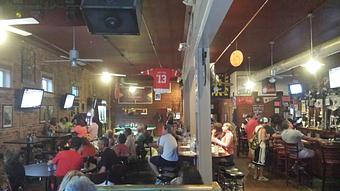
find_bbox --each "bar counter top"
[297,127,340,138]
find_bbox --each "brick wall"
[0,36,104,152]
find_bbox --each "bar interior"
[0,0,340,191]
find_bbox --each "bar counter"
[298,127,340,138]
[302,138,340,178]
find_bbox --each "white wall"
[230,71,290,96]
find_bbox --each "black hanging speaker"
[81,0,142,35]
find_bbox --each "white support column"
[183,74,191,130]
[196,47,212,183]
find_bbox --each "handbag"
[249,127,263,150]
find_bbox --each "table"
[4,138,45,164]
[24,163,54,191]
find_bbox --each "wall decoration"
[2,105,13,128]
[211,73,230,98]
[262,80,276,94]
[118,86,153,104]
[155,92,161,101]
[141,67,180,93]
[21,47,36,85]
[47,105,54,121]
[39,105,47,123]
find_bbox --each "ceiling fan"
[0,17,39,36]
[43,27,103,66]
[267,41,292,83]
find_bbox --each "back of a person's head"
[117,134,127,144]
[70,137,82,150]
[124,128,132,136]
[164,124,174,134]
[92,116,99,123]
[282,119,290,130]
[58,171,97,191]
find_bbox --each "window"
[0,69,11,88]
[71,86,79,97]
[42,77,53,92]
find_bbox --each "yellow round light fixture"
[230,50,243,67]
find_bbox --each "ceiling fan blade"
[43,60,69,63]
[76,60,87,66]
[0,18,39,26]
[110,73,126,77]
[77,58,103,62]
[3,26,32,36]
[60,55,69,59]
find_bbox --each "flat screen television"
[329,67,340,88]
[289,83,302,95]
[19,88,44,109]
[63,94,75,109]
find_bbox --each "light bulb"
[0,29,7,44]
[244,79,255,91]
[303,58,323,74]
[129,86,136,94]
[101,71,112,83]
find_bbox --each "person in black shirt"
[97,137,118,174]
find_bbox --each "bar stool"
[272,138,286,174]
[284,142,313,186]
[320,144,340,191]
[237,136,248,157]
[218,167,245,191]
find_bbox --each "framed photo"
[39,105,47,123]
[2,105,13,128]
[21,47,36,85]
[47,105,54,121]
[155,92,161,101]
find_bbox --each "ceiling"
[2,0,340,78]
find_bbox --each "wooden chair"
[272,138,286,174]
[284,142,312,186]
[320,144,340,191]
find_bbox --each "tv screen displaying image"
[289,83,302,95]
[63,94,75,109]
[20,88,44,109]
[329,67,340,89]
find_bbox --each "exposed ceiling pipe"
[251,36,340,81]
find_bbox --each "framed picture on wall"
[2,105,13,128]
[155,92,161,101]
[21,47,36,85]
[39,105,47,123]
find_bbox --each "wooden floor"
[25,157,340,191]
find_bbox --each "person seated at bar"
[252,117,270,181]
[113,134,130,157]
[71,118,88,138]
[96,137,118,181]
[148,124,179,177]
[4,150,24,191]
[104,130,115,148]
[124,128,136,158]
[79,137,96,159]
[211,123,235,158]
[87,117,99,141]
[48,137,83,177]
[280,119,315,159]
[58,170,97,191]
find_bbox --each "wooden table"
[3,138,46,164]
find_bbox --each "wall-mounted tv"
[63,94,75,109]
[329,67,340,89]
[289,83,302,95]
[19,88,44,109]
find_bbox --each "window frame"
[41,72,54,93]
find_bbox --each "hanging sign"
[211,73,230,98]
[141,67,180,93]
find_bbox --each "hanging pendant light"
[244,57,255,91]
[303,13,323,74]
[230,41,243,67]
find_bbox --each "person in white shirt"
[87,116,99,141]
[148,124,178,176]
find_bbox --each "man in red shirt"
[48,137,83,177]
[245,114,259,140]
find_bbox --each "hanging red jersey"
[141,68,180,92]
